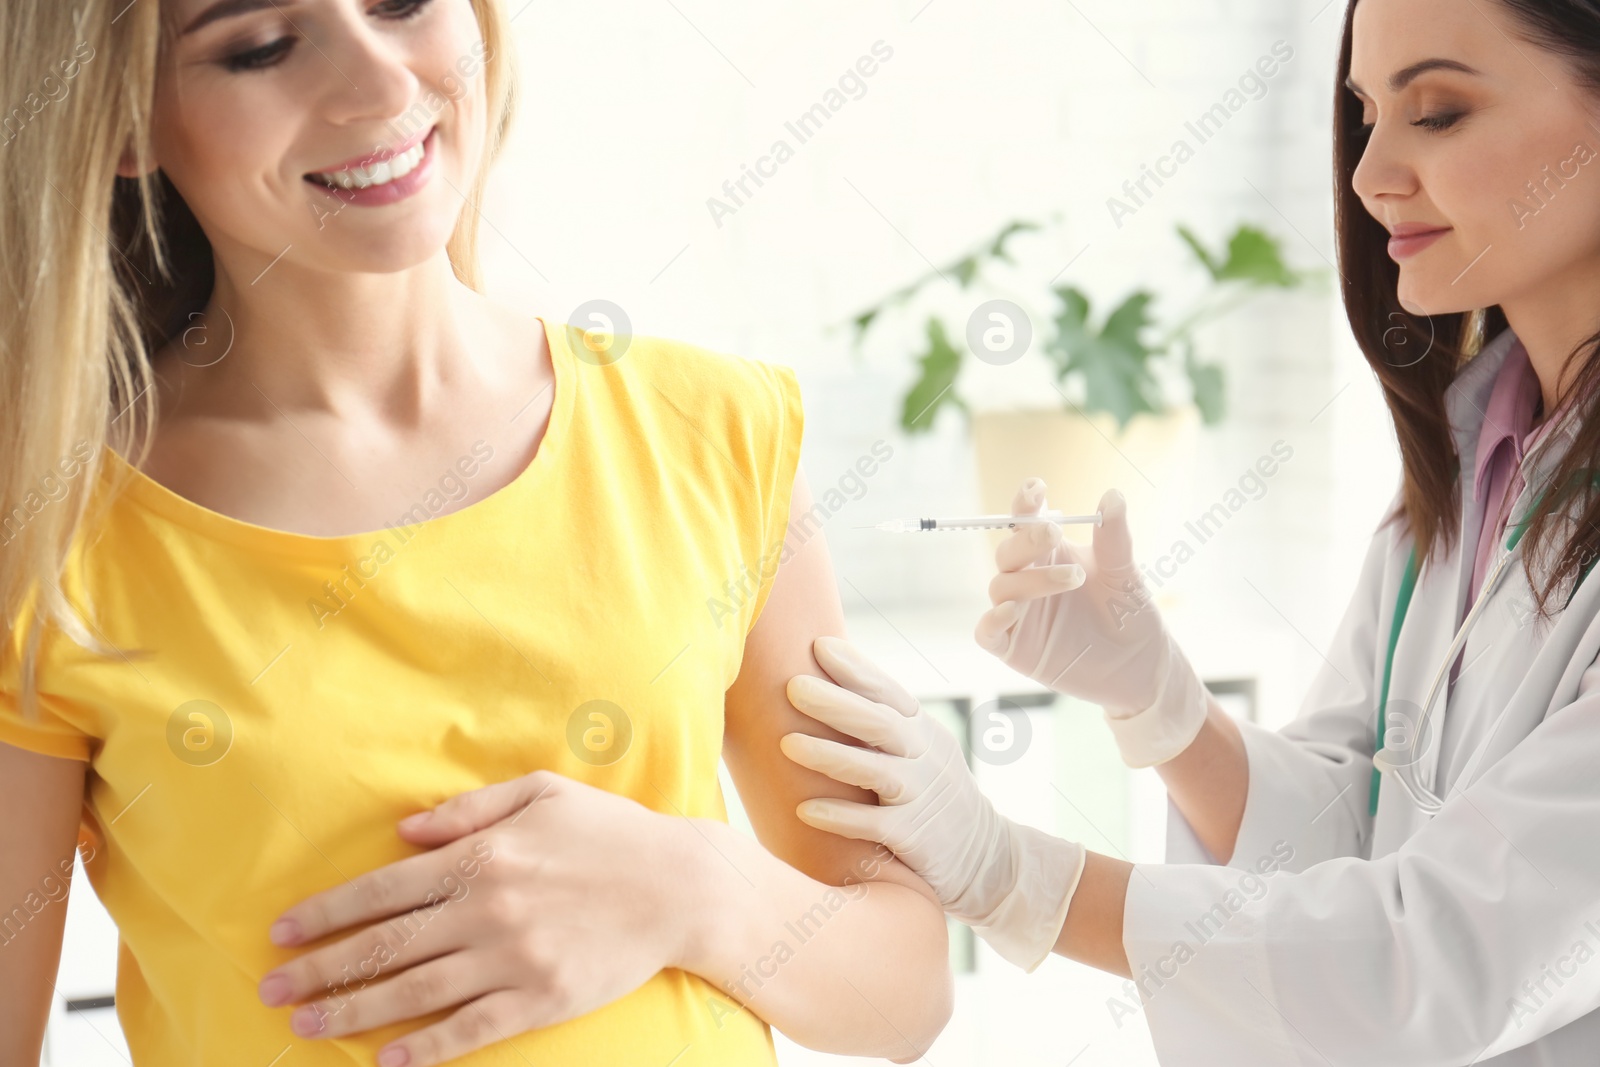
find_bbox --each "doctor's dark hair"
[1333,0,1600,619]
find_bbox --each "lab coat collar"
[1445,326,1582,501]
[1391,325,1584,801]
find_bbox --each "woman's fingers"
[288,949,495,1041]
[974,601,1022,654]
[786,673,920,757]
[1091,486,1137,580]
[388,988,540,1067]
[397,770,559,845]
[1011,477,1048,516]
[795,797,896,844]
[811,635,920,717]
[779,732,916,803]
[260,894,465,1012]
[270,842,467,949]
[994,517,1064,573]
[988,563,1084,606]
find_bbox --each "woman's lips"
[310,123,432,176]
[302,126,438,210]
[1388,226,1450,261]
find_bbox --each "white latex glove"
[779,636,1087,972]
[974,478,1209,768]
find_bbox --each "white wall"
[483,0,1397,703]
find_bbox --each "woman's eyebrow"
[1345,57,1481,96]
[180,0,298,36]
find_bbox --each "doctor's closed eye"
[1346,62,1478,137]
[202,0,437,74]
[1354,109,1467,136]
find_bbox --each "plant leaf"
[1185,342,1227,424]
[1046,287,1162,429]
[1100,291,1158,357]
[1216,225,1299,287]
[1177,224,1222,280]
[1043,285,1092,379]
[900,317,965,434]
[1178,223,1300,288]
[1231,228,1299,286]
[987,219,1043,263]
[850,307,880,345]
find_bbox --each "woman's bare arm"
[690,468,953,1061]
[1150,693,1249,863]
[0,741,87,1062]
[1044,693,1248,977]
[1051,702,1246,975]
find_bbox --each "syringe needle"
[865,511,1103,532]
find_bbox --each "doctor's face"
[125,0,491,279]
[1347,0,1600,318]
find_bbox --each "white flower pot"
[970,405,1202,570]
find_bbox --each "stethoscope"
[1369,481,1596,816]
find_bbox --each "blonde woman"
[0,1,952,1064]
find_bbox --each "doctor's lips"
[303,123,438,206]
[1387,221,1452,261]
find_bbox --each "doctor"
[778,0,1600,1062]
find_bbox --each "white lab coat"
[1122,326,1600,1065]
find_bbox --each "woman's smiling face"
[1348,0,1600,318]
[136,0,489,275]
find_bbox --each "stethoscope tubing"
[1372,540,1523,815]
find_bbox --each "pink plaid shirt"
[1467,338,1550,610]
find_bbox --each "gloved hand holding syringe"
[856,484,1205,766]
[783,478,1214,972]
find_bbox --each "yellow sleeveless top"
[0,317,802,1065]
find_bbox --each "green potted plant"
[847,219,1318,527]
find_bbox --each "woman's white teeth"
[312,138,426,190]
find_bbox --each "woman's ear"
[114,138,156,180]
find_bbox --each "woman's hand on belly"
[255,769,704,1067]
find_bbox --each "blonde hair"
[0,0,520,718]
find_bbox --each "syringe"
[865,510,1103,532]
